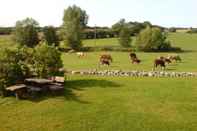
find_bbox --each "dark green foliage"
[169,27,176,32]
[187,28,197,33]
[14,18,39,47]
[0,47,31,96]
[83,27,115,39]
[112,19,126,33]
[0,27,13,35]
[62,5,88,51]
[33,44,63,78]
[43,26,59,46]
[112,20,153,37]
[118,26,132,47]
[112,19,132,47]
[136,27,173,52]
[0,44,63,95]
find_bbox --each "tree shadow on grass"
[29,79,121,104]
[62,79,121,103]
[65,79,122,90]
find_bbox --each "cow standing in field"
[129,52,141,64]
[167,54,182,62]
[99,54,113,66]
[153,58,166,70]
[158,56,171,64]
[129,53,137,60]
[132,57,141,64]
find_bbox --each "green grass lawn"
[1,76,197,131]
[1,33,197,131]
[83,37,120,47]
[62,33,197,72]
[0,35,15,48]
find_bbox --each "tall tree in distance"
[135,26,172,52]
[118,24,132,47]
[62,5,88,51]
[112,19,126,36]
[43,26,59,46]
[14,18,39,47]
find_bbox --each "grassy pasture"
[62,33,197,72]
[1,76,197,131]
[0,35,15,48]
[0,33,197,131]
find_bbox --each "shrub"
[33,43,63,78]
[0,47,31,96]
[43,26,59,46]
[169,28,176,32]
[14,18,39,47]
[187,28,197,33]
[61,5,88,51]
[136,27,173,52]
[118,26,132,47]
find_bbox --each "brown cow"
[132,57,141,64]
[129,53,141,64]
[153,58,166,70]
[158,56,171,64]
[157,56,172,64]
[99,54,113,66]
[164,58,171,64]
[129,53,137,59]
[100,54,113,62]
[100,59,110,66]
[167,54,181,62]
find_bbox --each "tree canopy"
[43,26,59,46]
[135,27,171,52]
[61,5,88,50]
[14,18,39,47]
[33,44,63,78]
[118,24,132,47]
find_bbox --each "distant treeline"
[83,22,166,39]
[1,23,196,37]
[0,27,13,35]
[0,27,44,35]
[168,27,197,33]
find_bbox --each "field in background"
[62,33,197,72]
[1,33,197,72]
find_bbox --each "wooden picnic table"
[25,78,53,85]
[6,84,26,91]
[6,84,27,99]
[5,78,65,100]
[25,78,55,93]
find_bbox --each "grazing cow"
[164,58,171,64]
[99,54,113,66]
[129,53,137,59]
[100,59,110,66]
[76,52,85,58]
[132,57,141,64]
[153,59,166,70]
[129,52,141,64]
[167,54,181,62]
[158,56,171,64]
[100,54,113,62]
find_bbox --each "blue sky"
[0,0,196,27]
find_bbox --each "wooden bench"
[6,84,27,99]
